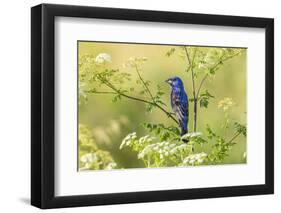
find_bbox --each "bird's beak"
[165,79,172,85]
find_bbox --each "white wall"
[0,0,279,212]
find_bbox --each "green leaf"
[234,122,247,137]
[200,98,209,108]
[206,124,216,139]
[112,94,122,102]
[199,90,214,108]
[166,48,176,57]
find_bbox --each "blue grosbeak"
[166,77,189,137]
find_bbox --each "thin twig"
[88,91,117,95]
[196,74,208,98]
[227,132,241,144]
[183,46,196,100]
[134,65,155,102]
[97,77,179,125]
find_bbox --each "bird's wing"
[172,90,188,125]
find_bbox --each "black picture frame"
[31,3,274,209]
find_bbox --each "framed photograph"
[31,3,274,209]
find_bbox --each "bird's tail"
[181,128,187,136]
[181,128,189,143]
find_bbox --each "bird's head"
[165,76,184,88]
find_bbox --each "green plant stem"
[134,65,155,102]
[184,46,198,132]
[227,132,241,144]
[196,74,208,98]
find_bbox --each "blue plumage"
[165,77,189,136]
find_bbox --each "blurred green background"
[78,41,247,169]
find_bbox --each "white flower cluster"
[119,132,137,149]
[169,143,190,155]
[120,132,156,150]
[80,153,98,169]
[105,162,117,170]
[182,152,208,166]
[125,56,147,68]
[79,54,96,65]
[205,49,223,65]
[181,132,202,140]
[138,141,189,160]
[95,53,112,64]
[218,97,235,111]
[138,135,155,145]
[80,152,117,170]
[120,132,204,167]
